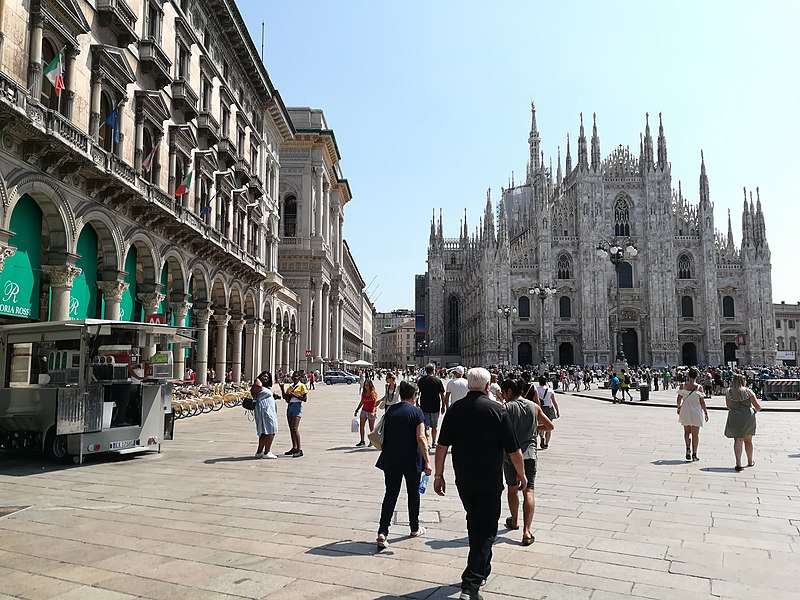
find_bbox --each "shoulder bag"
[368,413,386,450]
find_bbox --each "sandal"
[522,535,535,546]
[734,465,743,472]
[505,517,519,530]
[747,461,755,467]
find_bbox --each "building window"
[142,128,159,185]
[614,197,631,237]
[790,320,796,330]
[144,0,163,43]
[98,91,117,153]
[237,127,245,156]
[447,295,460,354]
[559,296,571,318]
[40,39,64,113]
[177,43,190,80]
[776,320,782,329]
[220,104,230,138]
[200,75,212,111]
[791,338,797,351]
[677,253,693,279]
[283,196,297,237]
[777,336,785,350]
[450,254,456,265]
[681,295,694,318]
[557,254,572,279]
[722,295,735,318]
[617,262,633,288]
[518,296,530,319]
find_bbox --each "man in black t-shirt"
[434,367,526,600]
[417,363,445,450]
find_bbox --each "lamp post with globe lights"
[497,304,516,367]
[596,238,638,364]
[529,284,556,366]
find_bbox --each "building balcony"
[216,138,237,168]
[97,0,139,47]
[197,110,220,145]
[0,75,268,285]
[171,78,198,121]
[233,156,251,181]
[137,38,172,89]
[263,271,284,295]
[248,173,264,198]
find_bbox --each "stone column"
[312,284,322,361]
[41,265,81,321]
[331,295,341,361]
[289,333,298,373]
[65,47,78,120]
[274,329,283,376]
[170,300,192,379]
[315,169,324,237]
[230,318,244,383]
[89,74,102,140]
[331,206,339,262]
[168,142,178,196]
[283,331,291,372]
[226,197,234,240]
[214,313,230,380]
[26,12,43,98]
[98,280,129,321]
[134,102,145,173]
[244,320,256,382]
[337,300,344,361]
[193,307,213,384]
[337,216,344,266]
[323,183,331,243]
[139,291,165,359]
[322,286,330,359]
[302,166,313,238]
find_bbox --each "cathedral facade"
[420,105,775,368]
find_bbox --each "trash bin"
[639,384,650,402]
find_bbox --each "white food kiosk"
[0,319,194,463]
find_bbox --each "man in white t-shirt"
[444,366,469,410]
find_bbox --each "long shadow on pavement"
[651,459,691,465]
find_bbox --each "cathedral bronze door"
[518,342,533,367]
[724,342,738,365]
[621,330,639,365]
[559,342,574,366]
[682,342,698,366]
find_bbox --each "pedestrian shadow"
[203,456,262,464]
[699,467,736,473]
[373,586,461,599]
[325,446,377,453]
[789,454,800,459]
[425,537,468,550]
[651,459,690,466]
[306,539,396,557]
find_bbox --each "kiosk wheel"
[44,427,69,462]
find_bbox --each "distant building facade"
[373,309,414,367]
[419,105,776,368]
[775,302,799,366]
[380,319,415,368]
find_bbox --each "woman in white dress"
[676,367,709,461]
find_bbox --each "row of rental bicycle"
[171,382,252,419]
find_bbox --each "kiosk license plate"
[110,440,136,450]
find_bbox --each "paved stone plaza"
[1,382,799,599]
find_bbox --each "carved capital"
[194,307,214,327]
[42,265,82,289]
[0,245,17,276]
[138,292,165,314]
[245,321,256,335]
[230,319,245,334]
[97,280,129,302]
[169,301,193,319]
[214,313,231,328]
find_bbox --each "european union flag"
[104,100,122,144]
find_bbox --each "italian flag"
[175,155,193,196]
[43,49,65,96]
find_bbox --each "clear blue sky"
[239,0,800,312]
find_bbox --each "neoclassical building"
[0,0,314,382]
[420,105,776,368]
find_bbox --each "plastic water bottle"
[418,474,429,494]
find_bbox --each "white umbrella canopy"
[349,359,373,367]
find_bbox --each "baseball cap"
[454,366,465,375]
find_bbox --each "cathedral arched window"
[283,195,297,237]
[678,253,693,279]
[722,295,735,318]
[557,254,572,279]
[450,254,456,265]
[617,262,633,288]
[681,295,694,318]
[559,296,571,318]
[518,296,530,319]
[790,337,797,351]
[447,295,460,354]
[614,197,631,237]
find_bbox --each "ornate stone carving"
[97,280,129,301]
[138,292,165,314]
[214,313,231,328]
[42,265,82,289]
[230,319,245,333]
[170,301,193,319]
[194,307,214,327]
[0,245,17,275]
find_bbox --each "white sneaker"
[264,452,278,459]
[376,534,389,550]
[255,452,264,458]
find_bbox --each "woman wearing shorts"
[535,376,560,449]
[354,379,379,447]
[280,371,307,458]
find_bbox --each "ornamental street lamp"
[497,305,516,366]
[529,284,556,366]
[417,338,431,367]
[596,238,638,363]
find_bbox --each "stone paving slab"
[0,380,799,599]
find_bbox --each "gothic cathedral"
[420,104,775,368]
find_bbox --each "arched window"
[98,92,115,152]
[777,336,785,350]
[681,295,694,318]
[40,39,62,111]
[722,295,735,318]
[283,195,297,237]
[614,197,631,237]
[518,296,530,319]
[617,261,633,288]
[559,296,571,318]
[557,254,572,279]
[142,128,159,185]
[678,253,693,279]
[450,254,456,265]
[447,295,460,353]
[790,337,797,351]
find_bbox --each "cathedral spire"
[565,133,572,173]
[742,188,752,248]
[437,208,443,244]
[643,113,654,171]
[463,208,468,239]
[484,188,495,241]
[577,113,588,170]
[727,209,735,249]
[556,145,563,188]
[497,193,508,247]
[528,101,541,173]
[429,209,436,247]
[590,112,601,172]
[699,150,710,207]
[755,187,767,248]
[657,112,668,170]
